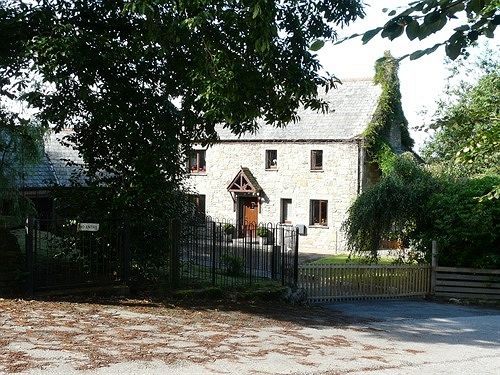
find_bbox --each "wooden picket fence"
[299,264,431,303]
[434,267,500,300]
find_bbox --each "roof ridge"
[338,77,374,83]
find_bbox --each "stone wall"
[186,141,360,254]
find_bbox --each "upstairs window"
[188,150,206,173]
[311,150,323,170]
[310,200,328,226]
[265,150,278,170]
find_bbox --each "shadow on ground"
[325,299,500,348]
[15,294,376,328]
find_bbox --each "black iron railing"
[21,216,298,294]
[25,218,127,292]
[170,217,299,287]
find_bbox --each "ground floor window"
[310,199,328,226]
[189,194,206,217]
[280,198,292,224]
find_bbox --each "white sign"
[77,223,100,232]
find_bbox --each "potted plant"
[223,223,235,242]
[257,226,270,246]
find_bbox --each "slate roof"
[20,79,382,189]
[21,130,85,190]
[215,79,381,141]
[241,167,262,192]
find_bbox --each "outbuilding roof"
[20,131,85,190]
[215,79,381,141]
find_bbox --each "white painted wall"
[186,141,360,254]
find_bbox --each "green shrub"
[257,226,269,237]
[342,154,437,258]
[417,174,500,268]
[220,254,244,277]
[343,154,500,268]
[223,223,235,236]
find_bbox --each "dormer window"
[188,150,206,173]
[265,150,277,170]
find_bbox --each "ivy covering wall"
[363,52,414,173]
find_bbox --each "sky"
[317,0,499,152]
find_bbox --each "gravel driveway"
[0,297,498,374]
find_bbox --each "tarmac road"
[0,298,498,374]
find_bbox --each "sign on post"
[77,223,100,232]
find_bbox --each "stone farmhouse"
[186,79,409,254]
[15,78,410,254]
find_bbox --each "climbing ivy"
[363,52,413,172]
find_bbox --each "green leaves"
[361,27,382,44]
[381,22,404,40]
[340,0,499,61]
[408,43,443,60]
[423,55,500,180]
[406,20,420,40]
[309,39,325,51]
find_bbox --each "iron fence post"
[170,219,181,288]
[249,229,253,285]
[211,222,216,286]
[281,227,285,286]
[271,242,276,281]
[25,217,34,296]
[294,227,299,286]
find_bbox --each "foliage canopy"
[0,0,364,210]
[341,0,500,60]
[423,52,499,199]
[344,50,500,267]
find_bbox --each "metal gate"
[25,218,129,293]
[172,218,299,287]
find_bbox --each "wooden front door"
[239,197,258,236]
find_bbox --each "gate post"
[431,240,438,295]
[294,227,299,286]
[25,217,34,296]
[169,219,181,288]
